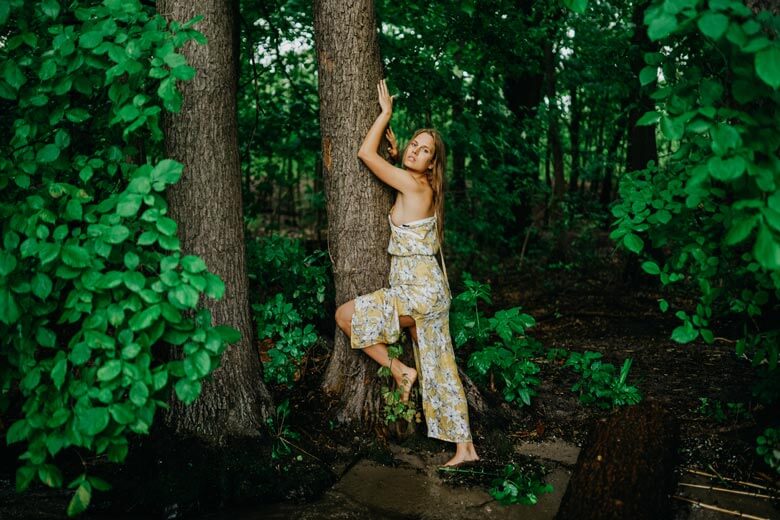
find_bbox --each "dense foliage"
[0,1,240,513]
[610,0,779,470]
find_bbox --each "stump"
[556,401,679,520]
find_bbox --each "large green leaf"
[755,46,780,89]
[697,12,729,40]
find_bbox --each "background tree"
[157,0,274,440]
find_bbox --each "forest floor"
[2,251,779,519]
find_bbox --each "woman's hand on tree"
[377,78,394,115]
[386,127,399,162]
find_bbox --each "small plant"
[378,343,419,424]
[451,273,542,407]
[695,398,752,424]
[253,293,318,385]
[490,463,554,506]
[756,427,780,473]
[565,351,641,409]
[265,399,303,467]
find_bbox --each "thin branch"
[679,482,775,500]
[672,495,770,520]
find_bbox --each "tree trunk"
[544,42,566,202]
[314,0,393,426]
[626,0,658,173]
[568,84,581,191]
[556,402,679,520]
[158,0,273,443]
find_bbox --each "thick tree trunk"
[314,0,392,425]
[158,0,273,443]
[556,402,679,520]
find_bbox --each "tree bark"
[314,0,393,426]
[158,0,273,443]
[556,402,679,520]
[568,84,581,191]
[544,41,566,202]
[626,0,658,173]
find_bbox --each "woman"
[334,79,479,467]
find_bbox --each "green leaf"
[129,305,160,331]
[562,0,588,14]
[753,222,780,270]
[123,271,145,292]
[755,46,780,90]
[78,407,110,436]
[31,273,53,299]
[181,255,207,273]
[97,360,122,381]
[174,379,202,405]
[660,116,683,140]
[38,464,63,488]
[40,0,61,18]
[67,484,91,517]
[4,60,26,90]
[150,159,183,186]
[51,356,67,389]
[0,287,21,324]
[105,225,130,244]
[156,216,177,236]
[129,382,149,406]
[671,321,699,343]
[639,66,657,86]
[697,12,729,40]
[707,156,746,181]
[61,244,91,268]
[214,325,241,344]
[169,284,199,309]
[623,233,644,253]
[0,250,17,275]
[117,193,142,217]
[635,111,660,126]
[78,31,103,49]
[648,13,678,41]
[641,261,660,275]
[725,215,758,245]
[36,144,60,162]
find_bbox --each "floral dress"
[350,209,472,443]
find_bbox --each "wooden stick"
[683,468,773,491]
[678,482,775,500]
[672,496,770,520]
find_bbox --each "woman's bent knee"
[335,300,355,334]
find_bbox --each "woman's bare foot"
[390,360,417,403]
[443,441,480,467]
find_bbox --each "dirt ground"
[2,252,779,519]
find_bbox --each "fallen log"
[556,401,680,520]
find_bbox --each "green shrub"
[450,273,543,407]
[0,1,238,515]
[247,234,332,385]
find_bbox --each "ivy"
[0,1,237,514]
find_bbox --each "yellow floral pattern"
[350,212,472,443]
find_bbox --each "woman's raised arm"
[357,80,421,194]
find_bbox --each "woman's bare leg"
[335,300,417,402]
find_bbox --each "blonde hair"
[403,128,447,247]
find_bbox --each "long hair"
[404,128,447,247]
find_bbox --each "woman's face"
[403,132,435,173]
